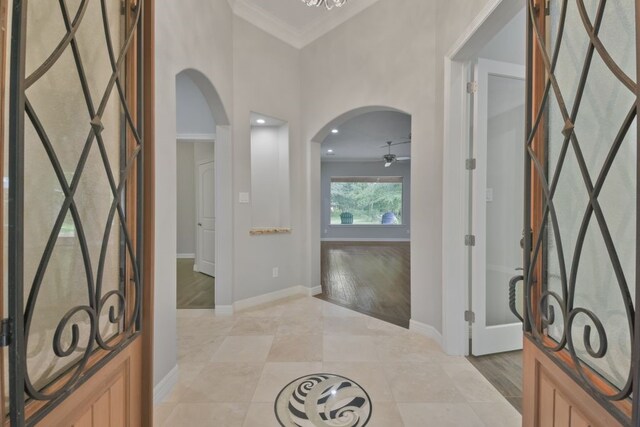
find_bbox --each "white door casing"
[471,58,525,356]
[197,160,216,277]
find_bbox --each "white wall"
[250,125,291,228]
[321,161,411,240]
[176,73,217,136]
[176,142,196,255]
[154,1,303,387]
[478,8,526,65]
[303,0,502,333]
[154,0,233,387]
[232,17,303,302]
[302,0,439,330]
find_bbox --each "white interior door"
[471,58,525,356]
[197,161,216,277]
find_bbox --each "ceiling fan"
[383,140,411,167]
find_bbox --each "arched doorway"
[174,69,232,311]
[310,106,412,327]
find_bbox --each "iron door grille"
[7,0,145,424]
[523,0,640,425]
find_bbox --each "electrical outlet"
[272,267,279,278]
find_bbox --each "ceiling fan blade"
[396,157,411,161]
[379,140,411,148]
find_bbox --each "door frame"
[0,0,155,424]
[442,0,525,356]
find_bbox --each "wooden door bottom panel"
[35,338,142,427]
[523,337,623,427]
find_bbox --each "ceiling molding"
[228,0,382,50]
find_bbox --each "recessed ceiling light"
[256,119,266,124]
[327,149,334,153]
[331,129,339,134]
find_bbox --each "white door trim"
[442,0,524,356]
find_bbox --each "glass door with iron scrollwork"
[524,0,639,425]
[4,0,145,424]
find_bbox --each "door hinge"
[465,234,476,247]
[466,81,478,94]
[545,0,551,15]
[464,310,476,323]
[466,158,477,170]
[0,318,11,347]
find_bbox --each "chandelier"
[301,0,348,10]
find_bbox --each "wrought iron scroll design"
[8,0,144,423]
[524,0,638,421]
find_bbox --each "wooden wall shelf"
[249,227,292,236]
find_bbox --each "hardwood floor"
[467,350,523,413]
[176,258,215,309]
[317,241,410,328]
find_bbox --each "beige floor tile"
[322,302,364,317]
[366,317,410,335]
[211,335,274,362]
[178,335,225,365]
[230,317,280,335]
[252,362,323,402]
[276,315,323,335]
[376,334,449,363]
[384,363,463,403]
[470,402,522,427]
[323,335,379,362]
[153,402,175,425]
[323,316,373,335]
[267,334,323,362]
[170,362,264,403]
[397,403,485,427]
[367,402,404,427]
[322,362,394,402]
[442,362,506,403]
[162,402,248,427]
[178,316,235,337]
[156,296,517,426]
[243,403,281,427]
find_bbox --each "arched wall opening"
[175,69,233,311]
[310,105,413,327]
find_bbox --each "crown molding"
[227,0,382,50]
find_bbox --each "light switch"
[486,188,494,202]
[239,192,250,203]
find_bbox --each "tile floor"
[154,296,521,426]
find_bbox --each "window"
[330,177,403,225]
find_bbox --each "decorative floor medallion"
[275,373,372,427]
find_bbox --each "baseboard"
[193,263,199,272]
[233,285,308,311]
[409,319,443,347]
[321,238,410,242]
[177,253,195,259]
[153,365,178,405]
[214,305,234,315]
[307,286,323,296]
